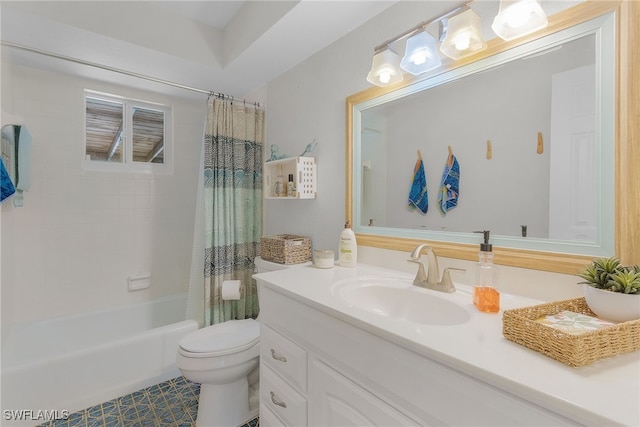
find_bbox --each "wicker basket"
[502,297,640,367]
[260,234,311,265]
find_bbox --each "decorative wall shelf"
[265,156,316,199]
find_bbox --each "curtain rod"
[1,40,260,107]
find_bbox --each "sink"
[332,277,470,326]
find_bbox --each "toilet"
[177,256,309,427]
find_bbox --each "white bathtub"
[1,293,198,426]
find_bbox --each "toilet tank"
[254,257,310,320]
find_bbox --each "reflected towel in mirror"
[0,157,15,203]
[438,152,460,216]
[408,154,428,214]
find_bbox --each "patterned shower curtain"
[203,97,264,325]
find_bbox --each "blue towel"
[15,125,32,191]
[408,156,428,214]
[12,125,31,207]
[437,152,460,216]
[0,157,15,203]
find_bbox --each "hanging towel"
[13,125,31,207]
[0,157,16,203]
[408,155,428,214]
[437,151,460,216]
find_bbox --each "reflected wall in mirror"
[347,1,639,274]
[361,34,597,242]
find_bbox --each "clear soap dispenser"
[274,165,285,197]
[473,230,500,313]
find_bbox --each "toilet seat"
[179,319,259,358]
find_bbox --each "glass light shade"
[491,0,548,41]
[440,9,487,60]
[400,30,441,75]
[366,47,403,86]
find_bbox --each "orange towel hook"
[537,132,544,154]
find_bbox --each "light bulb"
[506,4,530,28]
[367,47,403,86]
[440,8,487,59]
[400,30,441,75]
[454,35,471,51]
[492,0,548,41]
[411,53,427,66]
[378,70,392,84]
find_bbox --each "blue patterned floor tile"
[36,376,259,427]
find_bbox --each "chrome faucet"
[407,244,465,293]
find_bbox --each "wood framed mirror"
[346,1,638,274]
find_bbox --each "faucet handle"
[407,258,427,286]
[438,267,466,292]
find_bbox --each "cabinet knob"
[270,391,287,408]
[270,348,288,363]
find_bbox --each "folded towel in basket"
[437,152,460,216]
[408,156,428,214]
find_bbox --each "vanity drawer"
[261,324,307,393]
[260,403,287,427]
[261,364,307,427]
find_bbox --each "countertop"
[254,263,640,427]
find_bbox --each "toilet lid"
[179,319,259,356]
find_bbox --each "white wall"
[264,1,583,302]
[0,59,204,331]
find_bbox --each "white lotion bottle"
[339,221,357,267]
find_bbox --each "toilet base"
[196,378,250,427]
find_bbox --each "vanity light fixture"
[492,0,548,41]
[400,30,441,75]
[366,46,403,86]
[439,8,487,60]
[365,0,549,86]
[365,3,470,87]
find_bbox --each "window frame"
[83,90,173,174]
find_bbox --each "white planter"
[583,284,640,322]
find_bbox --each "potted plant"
[578,257,640,322]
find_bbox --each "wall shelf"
[265,156,316,199]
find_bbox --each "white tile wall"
[1,63,204,328]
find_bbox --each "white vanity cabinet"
[258,284,577,427]
[259,324,308,426]
[308,359,420,426]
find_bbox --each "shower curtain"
[191,96,264,326]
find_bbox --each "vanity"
[255,264,640,426]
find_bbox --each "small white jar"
[314,250,335,269]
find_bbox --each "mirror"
[347,2,638,274]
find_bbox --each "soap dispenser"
[473,230,500,313]
[339,221,357,267]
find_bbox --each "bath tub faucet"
[407,244,464,293]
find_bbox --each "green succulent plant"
[578,257,640,294]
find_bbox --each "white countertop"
[255,263,640,426]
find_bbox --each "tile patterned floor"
[37,376,259,427]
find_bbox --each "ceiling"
[1,1,397,100]
[151,1,246,29]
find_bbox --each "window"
[84,90,172,173]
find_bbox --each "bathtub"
[1,293,198,426]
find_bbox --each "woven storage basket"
[260,234,311,265]
[503,297,640,367]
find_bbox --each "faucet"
[407,244,465,293]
